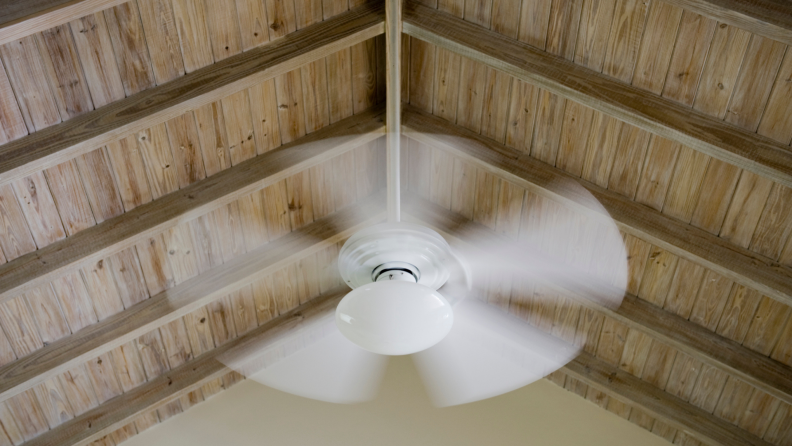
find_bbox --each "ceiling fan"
[217,0,628,407]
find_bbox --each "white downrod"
[385,0,402,223]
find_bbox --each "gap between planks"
[402,106,792,309]
[0,106,384,305]
[402,2,792,190]
[0,2,385,185]
[404,193,792,408]
[18,288,349,446]
[0,191,385,403]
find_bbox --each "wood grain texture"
[0,107,383,305]
[103,1,156,96]
[403,106,792,317]
[564,351,773,446]
[402,2,792,190]
[0,192,383,404]
[0,0,129,46]
[0,3,385,186]
[19,288,348,446]
[0,35,61,132]
[407,193,792,407]
[660,0,792,47]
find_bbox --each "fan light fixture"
[335,222,459,355]
[336,280,453,355]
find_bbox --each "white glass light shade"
[335,281,454,355]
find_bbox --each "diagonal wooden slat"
[405,193,792,407]
[661,0,792,47]
[0,193,384,403]
[0,106,384,304]
[0,0,129,46]
[402,106,792,309]
[20,273,772,446]
[565,352,774,446]
[0,2,384,185]
[402,2,792,189]
[19,288,348,446]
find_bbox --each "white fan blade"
[412,297,579,407]
[218,308,389,404]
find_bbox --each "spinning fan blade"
[404,163,628,312]
[412,297,579,407]
[218,306,389,404]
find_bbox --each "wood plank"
[106,134,153,212]
[44,159,96,236]
[0,107,383,304]
[724,34,786,132]
[69,12,125,109]
[0,3,385,186]
[661,11,716,107]
[221,90,257,164]
[0,35,61,132]
[12,171,67,248]
[20,289,348,446]
[517,0,552,49]
[601,0,648,83]
[171,0,214,73]
[103,1,156,96]
[235,0,269,50]
[0,56,27,144]
[137,123,179,199]
[692,23,751,119]
[660,0,792,47]
[565,352,772,446]
[0,162,384,404]
[74,148,124,223]
[631,1,682,94]
[757,49,792,145]
[405,192,792,408]
[401,2,792,190]
[204,0,243,62]
[403,106,792,323]
[0,1,130,46]
[137,0,185,84]
[165,112,207,188]
[37,24,94,119]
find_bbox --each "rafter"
[662,0,792,47]
[403,106,792,309]
[0,106,384,304]
[21,278,772,446]
[402,2,792,190]
[0,194,383,403]
[564,352,773,446]
[19,289,347,446]
[0,3,384,185]
[0,0,128,46]
[405,194,792,407]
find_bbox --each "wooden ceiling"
[0,0,790,445]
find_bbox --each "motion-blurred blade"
[403,171,628,311]
[218,308,389,404]
[412,298,579,407]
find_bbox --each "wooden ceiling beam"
[19,289,347,446]
[565,352,774,446]
[0,2,384,185]
[0,106,385,305]
[403,106,792,309]
[402,2,792,190]
[0,0,128,46]
[662,0,792,47]
[405,194,792,407]
[0,193,383,404]
[21,276,771,446]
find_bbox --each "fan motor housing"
[338,222,453,290]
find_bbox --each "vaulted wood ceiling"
[0,0,790,445]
